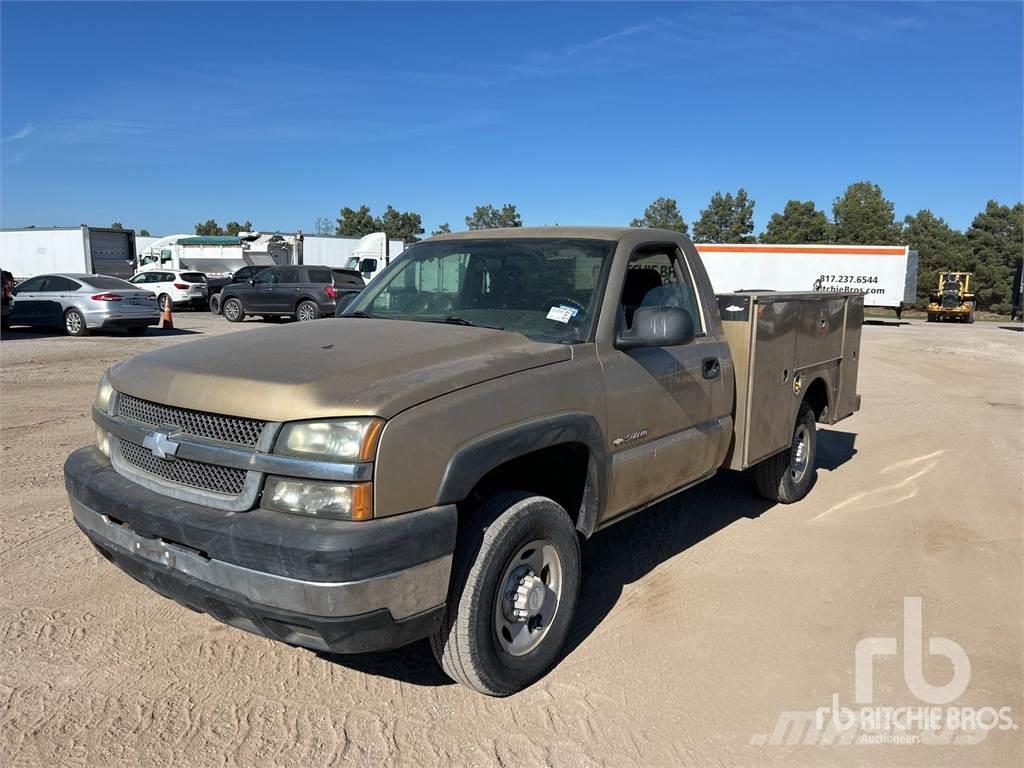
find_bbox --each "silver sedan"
[8,273,161,336]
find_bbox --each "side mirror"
[248,278,257,285]
[359,258,377,273]
[616,306,695,350]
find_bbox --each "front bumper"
[65,447,456,653]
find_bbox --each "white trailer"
[303,232,404,277]
[1,226,138,281]
[695,243,919,317]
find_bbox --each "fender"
[435,413,607,538]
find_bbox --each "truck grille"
[118,439,247,496]
[117,394,265,448]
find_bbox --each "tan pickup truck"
[65,227,863,695]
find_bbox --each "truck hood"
[109,319,572,422]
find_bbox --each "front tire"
[209,294,221,315]
[430,493,581,696]
[222,298,245,323]
[157,293,171,311]
[754,401,817,503]
[64,308,89,337]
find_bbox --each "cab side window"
[279,267,300,284]
[619,245,703,335]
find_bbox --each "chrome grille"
[118,439,247,496]
[117,394,265,447]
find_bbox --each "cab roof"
[427,226,643,241]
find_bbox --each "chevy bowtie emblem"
[143,431,180,461]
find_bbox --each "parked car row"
[1,262,367,336]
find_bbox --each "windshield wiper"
[441,315,504,330]
[341,310,375,318]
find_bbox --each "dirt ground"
[1,313,1021,767]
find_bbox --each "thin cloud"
[3,123,34,143]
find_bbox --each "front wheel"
[222,298,245,323]
[64,308,89,337]
[430,493,581,696]
[754,401,817,503]
[209,294,221,315]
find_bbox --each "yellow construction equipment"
[927,271,975,323]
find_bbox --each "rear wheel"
[222,298,245,323]
[209,294,221,315]
[64,308,89,337]
[430,492,581,696]
[754,401,816,503]
[296,300,319,322]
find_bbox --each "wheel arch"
[804,375,831,423]
[435,414,607,538]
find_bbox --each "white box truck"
[695,243,919,318]
[1,226,138,281]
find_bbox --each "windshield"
[347,238,614,343]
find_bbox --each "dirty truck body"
[65,227,862,695]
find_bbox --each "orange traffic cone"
[159,299,174,330]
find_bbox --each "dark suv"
[219,265,365,322]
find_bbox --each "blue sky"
[1,1,1021,236]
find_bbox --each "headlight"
[94,373,115,415]
[263,476,372,521]
[95,424,111,458]
[275,418,383,461]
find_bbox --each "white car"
[128,269,208,310]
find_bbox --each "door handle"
[702,357,721,380]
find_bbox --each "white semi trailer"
[696,243,919,318]
[1,226,138,281]
[306,232,404,279]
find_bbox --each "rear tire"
[754,401,816,503]
[64,308,89,337]
[296,300,319,322]
[430,492,581,696]
[209,294,221,315]
[222,298,245,323]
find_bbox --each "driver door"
[597,243,727,519]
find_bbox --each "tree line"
[327,182,1020,313]
[331,202,525,244]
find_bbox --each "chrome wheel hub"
[791,424,809,482]
[494,540,562,656]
